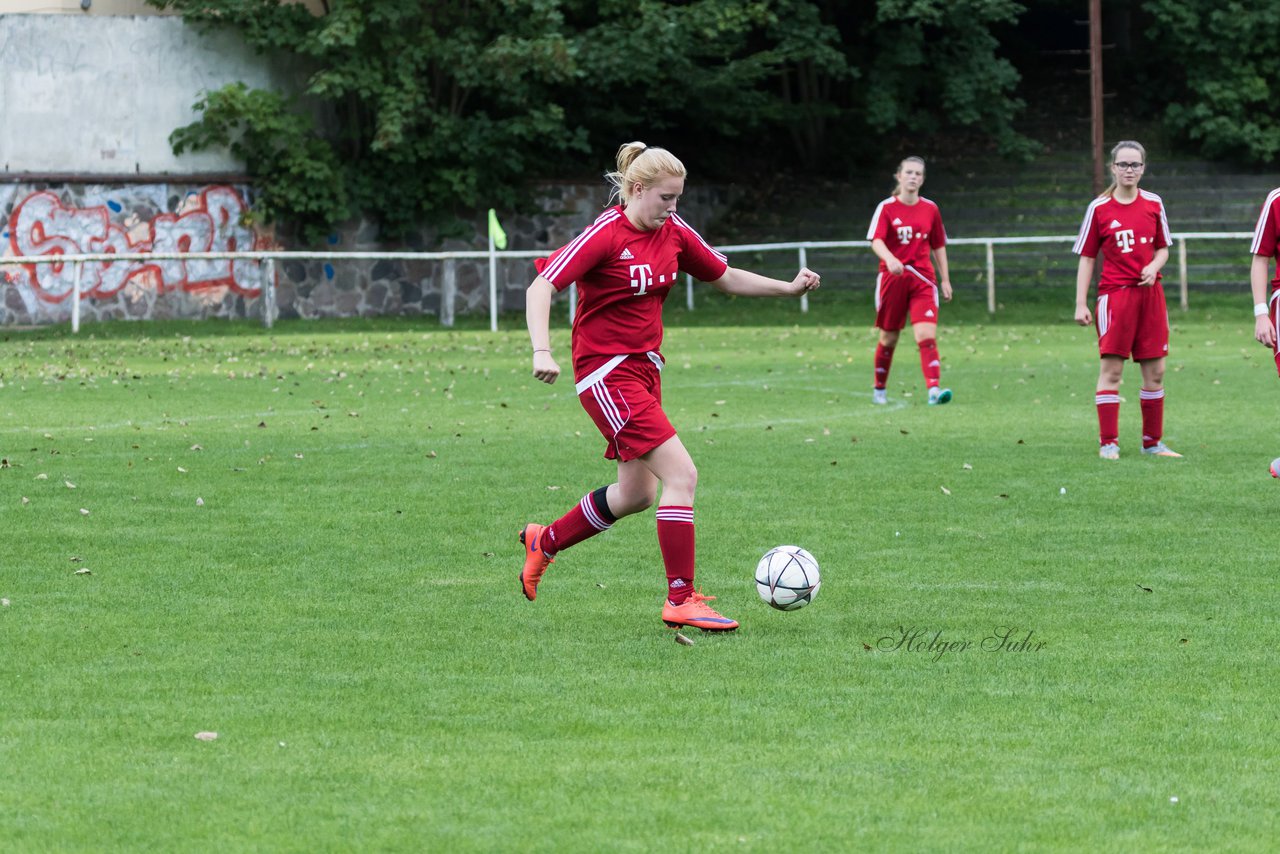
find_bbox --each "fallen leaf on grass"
[194,731,218,742]
[74,568,91,575]
[190,444,203,451]
[21,497,29,505]
[79,508,90,516]
[2,598,10,607]
[195,497,204,507]
[1137,583,1153,593]
[674,633,694,647]
[177,467,188,474]
[35,473,47,480]
[64,481,76,489]
[940,486,951,495]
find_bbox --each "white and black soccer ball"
[755,545,820,611]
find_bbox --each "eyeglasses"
[1114,162,1144,171]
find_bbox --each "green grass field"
[2,295,1278,851]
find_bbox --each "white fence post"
[986,241,996,314]
[488,238,499,332]
[798,247,809,313]
[1178,237,1189,311]
[71,262,82,334]
[262,259,276,329]
[441,261,456,328]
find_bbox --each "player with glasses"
[1072,140,1182,460]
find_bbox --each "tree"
[1141,0,1280,163]
[158,0,585,243]
[155,0,1034,240]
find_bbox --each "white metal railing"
[0,232,1256,332]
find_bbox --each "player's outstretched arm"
[712,266,820,297]
[526,276,561,384]
[1074,255,1095,326]
[1251,255,1275,348]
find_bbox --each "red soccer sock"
[543,486,616,556]
[656,505,695,604]
[1096,389,1120,446]
[1140,388,1164,448]
[918,338,941,388]
[874,343,895,390]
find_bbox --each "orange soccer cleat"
[518,523,553,601]
[661,591,739,632]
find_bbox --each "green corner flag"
[488,208,508,250]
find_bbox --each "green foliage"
[153,0,1035,238]
[861,0,1035,159]
[157,0,586,242]
[1143,0,1280,162]
[170,83,348,244]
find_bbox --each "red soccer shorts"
[575,353,676,462]
[874,269,939,331]
[1095,285,1169,361]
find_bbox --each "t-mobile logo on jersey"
[897,225,913,244]
[629,263,654,295]
[1114,229,1136,253]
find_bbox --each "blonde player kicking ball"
[866,156,954,406]
[519,141,820,632]
[1073,140,1181,460]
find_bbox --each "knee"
[666,461,698,499]
[613,484,656,517]
[1099,364,1124,386]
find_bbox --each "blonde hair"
[605,142,687,207]
[892,156,926,197]
[1102,140,1147,198]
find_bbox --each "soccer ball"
[1271,458,1280,478]
[755,545,820,611]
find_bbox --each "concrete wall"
[0,14,302,174]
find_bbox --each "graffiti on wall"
[4,186,268,303]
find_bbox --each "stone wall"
[1,180,741,326]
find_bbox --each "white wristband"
[1255,303,1268,317]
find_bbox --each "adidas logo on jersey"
[1110,219,1122,228]
[892,218,903,225]
[925,309,935,318]
[620,248,634,260]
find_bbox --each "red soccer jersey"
[536,206,729,378]
[1250,188,1280,291]
[866,196,947,280]
[1073,190,1172,292]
